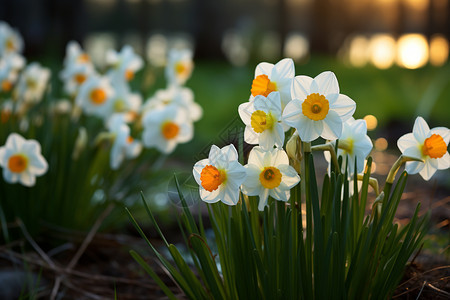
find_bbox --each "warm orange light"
[429,34,449,67]
[363,115,378,131]
[397,34,429,69]
[375,138,388,151]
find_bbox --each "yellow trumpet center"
[90,88,107,105]
[302,93,330,121]
[78,53,90,63]
[251,110,275,133]
[74,73,87,84]
[8,154,28,173]
[200,165,227,192]
[161,121,179,139]
[259,166,282,189]
[1,80,12,92]
[125,69,134,81]
[251,74,277,97]
[422,134,447,159]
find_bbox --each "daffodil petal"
[255,62,273,77]
[436,152,450,170]
[291,75,313,100]
[258,188,270,211]
[322,110,342,140]
[412,116,430,143]
[314,71,339,96]
[272,58,294,81]
[332,94,356,121]
[419,161,437,181]
[397,133,417,152]
[405,160,424,174]
[244,126,259,144]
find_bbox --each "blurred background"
[1,0,449,174]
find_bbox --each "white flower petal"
[193,158,210,185]
[6,133,25,152]
[28,153,48,175]
[258,188,270,211]
[436,152,450,170]
[227,161,247,185]
[271,148,289,166]
[405,161,424,174]
[314,71,339,96]
[297,119,320,142]
[403,146,422,160]
[238,101,254,125]
[397,133,418,153]
[200,187,221,203]
[412,117,430,143]
[221,184,240,205]
[282,99,303,126]
[244,126,259,145]
[221,144,239,162]
[270,188,290,202]
[331,94,356,121]
[419,161,437,181]
[322,110,342,140]
[291,75,313,101]
[19,170,35,187]
[248,146,266,169]
[255,62,273,77]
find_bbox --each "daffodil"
[0,133,48,187]
[324,118,373,175]
[142,85,202,122]
[193,144,247,205]
[165,48,194,86]
[250,58,294,109]
[0,21,24,55]
[14,62,51,104]
[241,146,300,211]
[106,76,142,119]
[282,71,356,142]
[75,75,114,118]
[107,114,142,170]
[397,116,449,181]
[0,53,25,92]
[60,62,96,97]
[63,41,92,68]
[106,45,143,82]
[142,104,193,154]
[238,91,286,150]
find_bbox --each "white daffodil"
[0,133,48,187]
[238,91,287,150]
[75,75,114,118]
[14,62,51,104]
[1,100,13,123]
[63,41,92,68]
[106,45,143,82]
[60,62,96,97]
[397,116,449,181]
[107,114,142,170]
[106,75,142,120]
[142,104,193,154]
[241,146,300,211]
[282,71,356,142]
[0,59,18,93]
[250,58,294,109]
[193,144,247,205]
[0,22,24,55]
[324,118,373,175]
[165,48,194,86]
[142,85,202,122]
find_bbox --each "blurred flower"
[241,146,300,211]
[0,21,24,55]
[107,76,142,118]
[0,53,26,92]
[75,75,114,118]
[106,45,143,82]
[238,91,286,150]
[63,41,92,68]
[0,133,48,187]
[397,116,449,180]
[1,99,13,123]
[165,48,194,86]
[142,85,202,122]
[107,114,142,170]
[193,144,247,205]
[324,118,373,175]
[142,105,193,154]
[60,62,96,97]
[250,58,294,109]
[14,62,51,105]
[282,71,356,142]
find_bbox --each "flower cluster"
[0,21,202,186]
[194,58,449,209]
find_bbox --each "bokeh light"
[348,35,369,68]
[363,114,378,131]
[396,34,429,69]
[429,34,449,67]
[375,138,388,151]
[369,34,396,69]
[284,32,309,62]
